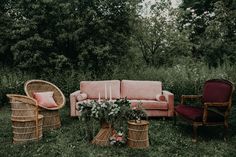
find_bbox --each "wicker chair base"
[12,115,43,144]
[39,109,61,131]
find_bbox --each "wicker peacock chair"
[24,80,65,130]
[7,94,43,144]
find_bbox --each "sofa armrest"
[70,90,82,117]
[163,90,174,117]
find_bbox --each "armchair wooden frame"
[174,79,234,142]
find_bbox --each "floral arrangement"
[79,98,147,124]
[78,98,147,146]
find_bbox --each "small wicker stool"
[24,80,65,131]
[127,120,149,149]
[7,94,43,144]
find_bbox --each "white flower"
[101,103,107,108]
[209,12,215,17]
[184,23,191,27]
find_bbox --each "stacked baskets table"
[91,121,114,146]
[127,120,149,149]
[7,94,43,144]
[24,80,65,131]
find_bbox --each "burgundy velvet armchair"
[174,79,234,142]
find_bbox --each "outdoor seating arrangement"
[4,78,235,146]
[24,80,65,130]
[174,79,234,142]
[7,94,43,144]
[70,80,174,117]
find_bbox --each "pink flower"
[116,136,123,142]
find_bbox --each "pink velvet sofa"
[70,80,174,117]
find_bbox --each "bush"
[1,61,236,114]
[0,67,35,107]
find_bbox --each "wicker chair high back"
[24,80,65,110]
[24,80,65,130]
[7,94,43,144]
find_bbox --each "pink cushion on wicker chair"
[33,92,58,108]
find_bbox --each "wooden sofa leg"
[192,124,198,143]
[173,112,177,125]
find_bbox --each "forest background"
[0,0,236,107]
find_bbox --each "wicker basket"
[24,80,65,130]
[92,121,114,146]
[127,120,149,149]
[12,115,43,144]
[7,94,43,144]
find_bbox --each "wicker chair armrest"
[181,95,202,104]
[6,94,38,107]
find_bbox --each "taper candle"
[109,85,112,101]
[98,92,101,103]
[105,83,107,99]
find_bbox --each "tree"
[2,0,140,77]
[183,1,236,67]
[180,0,236,67]
[134,0,192,67]
[0,0,14,65]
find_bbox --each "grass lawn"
[1,104,236,157]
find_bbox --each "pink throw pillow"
[156,94,166,101]
[33,91,58,108]
[76,93,88,101]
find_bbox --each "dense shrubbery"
[1,60,236,107]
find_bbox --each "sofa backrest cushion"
[80,80,120,99]
[121,80,162,100]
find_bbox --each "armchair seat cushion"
[175,105,224,122]
[130,100,168,110]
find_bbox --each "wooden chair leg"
[224,123,228,141]
[192,125,198,143]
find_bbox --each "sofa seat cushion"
[121,80,162,100]
[80,80,120,99]
[130,100,168,110]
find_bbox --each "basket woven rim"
[128,120,149,125]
